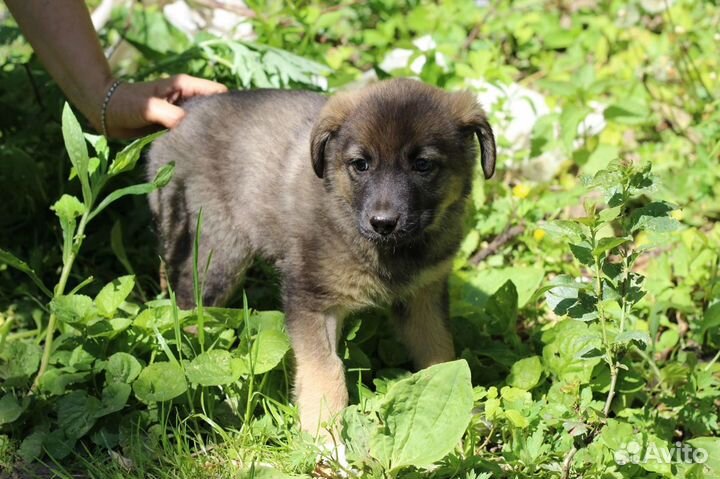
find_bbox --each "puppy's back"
[147,89,327,264]
[147,89,326,185]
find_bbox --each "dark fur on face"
[147,78,496,436]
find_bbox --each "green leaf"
[0,394,26,425]
[57,390,101,440]
[603,99,651,125]
[593,237,631,256]
[51,194,86,223]
[542,320,602,383]
[560,104,592,150]
[18,431,46,462]
[0,248,52,297]
[699,303,720,336]
[185,350,242,386]
[484,280,518,335]
[629,202,680,233]
[109,130,165,175]
[237,329,291,375]
[687,437,720,476]
[51,294,95,325]
[615,331,651,349]
[95,275,135,318]
[507,356,543,390]
[89,163,175,221]
[96,383,131,416]
[52,194,87,264]
[0,341,42,381]
[106,352,142,383]
[38,368,89,396]
[369,360,473,471]
[62,103,92,204]
[133,362,187,403]
[540,220,589,243]
[545,277,597,321]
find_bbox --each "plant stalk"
[32,211,91,392]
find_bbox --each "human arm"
[5,0,227,138]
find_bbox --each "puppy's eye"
[350,158,370,172]
[412,158,435,173]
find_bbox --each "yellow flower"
[635,231,650,248]
[512,183,530,199]
[671,209,684,221]
[533,229,546,241]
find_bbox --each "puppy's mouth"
[357,212,433,246]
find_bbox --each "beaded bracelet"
[101,79,122,138]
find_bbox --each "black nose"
[370,214,399,235]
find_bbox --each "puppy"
[147,78,496,435]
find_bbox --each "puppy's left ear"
[451,91,497,179]
[310,92,359,179]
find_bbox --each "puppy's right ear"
[310,119,333,179]
[310,93,358,179]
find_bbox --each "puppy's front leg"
[393,278,455,369]
[286,305,347,437]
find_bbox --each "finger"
[165,74,229,97]
[144,98,187,129]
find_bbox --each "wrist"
[100,78,123,137]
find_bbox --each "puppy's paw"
[315,441,354,478]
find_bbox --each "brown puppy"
[147,79,496,435]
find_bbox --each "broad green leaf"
[614,331,651,349]
[545,277,597,321]
[603,99,651,125]
[62,103,92,204]
[133,305,179,331]
[38,368,89,396]
[96,383,131,416]
[453,266,543,309]
[57,390,101,440]
[507,356,543,390]
[106,352,142,384]
[484,280,518,335]
[699,302,720,336]
[582,144,619,176]
[540,220,589,243]
[542,320,602,383]
[69,345,96,370]
[687,437,720,476]
[238,329,291,375]
[504,409,529,428]
[185,350,242,386]
[370,360,473,470]
[43,429,74,460]
[629,202,679,233]
[0,394,25,425]
[0,341,42,381]
[51,294,94,324]
[18,431,46,463]
[593,237,630,256]
[133,361,187,403]
[109,130,165,175]
[95,275,135,318]
[0,248,52,297]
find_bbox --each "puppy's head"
[311,79,495,244]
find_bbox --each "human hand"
[101,74,228,139]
